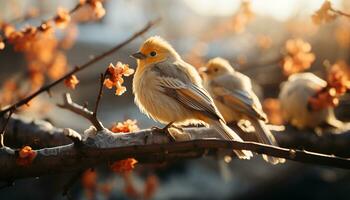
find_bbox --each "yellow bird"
[131,36,252,159]
[202,57,284,164]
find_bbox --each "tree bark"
[0,117,350,181]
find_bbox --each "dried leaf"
[103,62,134,96]
[16,146,37,166]
[110,119,139,133]
[54,7,71,29]
[110,158,138,173]
[64,75,80,89]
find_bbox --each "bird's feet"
[151,122,176,142]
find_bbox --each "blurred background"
[0,0,350,199]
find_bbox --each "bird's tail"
[325,110,344,129]
[211,119,253,160]
[249,117,285,164]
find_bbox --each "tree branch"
[93,73,106,117]
[2,114,69,149]
[0,1,84,43]
[0,125,349,181]
[0,109,14,147]
[1,99,350,181]
[0,18,160,116]
[331,8,350,18]
[1,116,350,181]
[58,93,104,131]
[3,112,350,155]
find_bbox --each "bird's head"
[202,57,235,79]
[131,36,180,68]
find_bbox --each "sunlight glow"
[183,0,343,21]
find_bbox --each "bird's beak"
[130,52,147,60]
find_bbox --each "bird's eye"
[214,68,218,72]
[150,51,157,57]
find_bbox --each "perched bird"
[202,57,284,164]
[279,72,343,130]
[131,36,252,159]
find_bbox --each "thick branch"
[3,114,69,148]
[1,100,350,180]
[3,114,350,154]
[0,18,159,116]
[0,125,350,181]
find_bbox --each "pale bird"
[202,57,285,164]
[279,72,343,130]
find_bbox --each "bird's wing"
[151,61,224,122]
[211,81,267,121]
[157,76,224,121]
[153,61,196,84]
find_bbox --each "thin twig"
[93,73,106,117]
[331,8,350,18]
[68,2,83,15]
[0,109,14,147]
[0,18,160,116]
[58,93,104,131]
[0,1,85,44]
[184,139,350,168]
